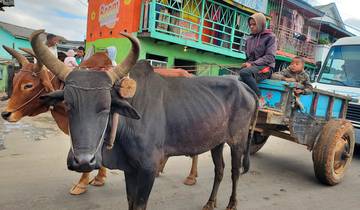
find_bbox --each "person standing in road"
[46,33,59,57]
[75,46,85,65]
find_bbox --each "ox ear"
[111,97,141,120]
[39,90,64,106]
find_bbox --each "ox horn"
[20,48,43,72]
[107,32,140,84]
[2,45,29,67]
[30,30,70,81]
[19,48,36,57]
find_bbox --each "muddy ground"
[0,99,360,210]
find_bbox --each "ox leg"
[133,168,156,210]
[226,144,243,210]
[203,143,225,210]
[125,171,137,210]
[156,156,168,177]
[89,166,107,186]
[184,155,198,186]
[69,172,90,195]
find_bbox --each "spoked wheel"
[250,131,269,155]
[312,120,355,185]
[333,135,351,175]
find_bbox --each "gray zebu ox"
[31,30,257,210]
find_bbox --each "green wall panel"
[0,64,8,92]
[86,36,245,76]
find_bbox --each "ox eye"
[22,83,34,90]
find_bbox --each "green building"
[86,0,353,78]
[86,0,269,76]
[0,21,34,92]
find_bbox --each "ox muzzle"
[67,150,102,172]
[1,111,11,120]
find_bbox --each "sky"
[0,0,88,41]
[0,0,360,41]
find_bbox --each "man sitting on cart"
[238,12,277,102]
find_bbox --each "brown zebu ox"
[0,46,199,195]
[1,46,108,195]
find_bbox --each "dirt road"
[0,103,359,210]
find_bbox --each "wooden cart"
[251,79,355,185]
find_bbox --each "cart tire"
[312,120,355,186]
[250,132,269,155]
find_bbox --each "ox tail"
[242,91,259,175]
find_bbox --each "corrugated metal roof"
[314,3,345,30]
[287,0,325,17]
[311,19,354,37]
[0,21,68,42]
[0,21,36,39]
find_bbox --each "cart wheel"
[250,131,269,155]
[312,120,355,185]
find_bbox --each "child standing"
[272,56,312,95]
[64,49,78,69]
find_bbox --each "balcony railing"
[139,0,251,59]
[275,26,317,61]
[139,0,318,63]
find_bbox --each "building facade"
[87,0,353,76]
[87,0,259,76]
[268,0,353,72]
[311,3,354,64]
[268,0,324,69]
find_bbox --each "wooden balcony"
[275,26,317,63]
[139,0,318,64]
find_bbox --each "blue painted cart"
[251,79,355,186]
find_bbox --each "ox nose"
[69,153,96,172]
[1,111,11,120]
[75,154,96,165]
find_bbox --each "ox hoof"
[202,200,216,210]
[183,176,197,186]
[226,200,237,210]
[156,167,166,177]
[155,171,162,177]
[69,183,87,195]
[89,176,106,186]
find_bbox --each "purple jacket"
[245,29,277,68]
